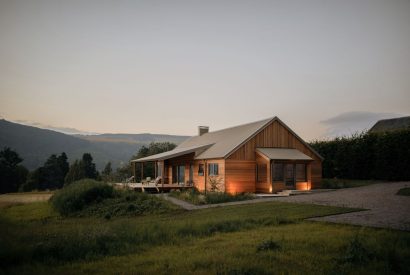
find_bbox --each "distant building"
[369,116,410,133]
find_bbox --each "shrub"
[169,189,255,205]
[51,179,114,216]
[257,239,281,252]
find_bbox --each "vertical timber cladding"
[226,119,322,190]
[193,159,225,192]
[255,152,270,193]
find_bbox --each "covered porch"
[130,144,212,191]
[255,148,314,193]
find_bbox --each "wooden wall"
[192,159,225,192]
[225,160,256,193]
[227,119,322,189]
[255,152,270,193]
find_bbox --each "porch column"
[154,161,157,178]
[132,162,136,182]
[267,160,272,193]
[141,162,144,182]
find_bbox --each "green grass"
[169,189,255,205]
[0,198,409,274]
[321,178,382,189]
[397,188,410,196]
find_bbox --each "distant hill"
[369,116,410,133]
[0,119,189,170]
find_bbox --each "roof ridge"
[200,116,275,136]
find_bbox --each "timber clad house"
[131,117,323,194]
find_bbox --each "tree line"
[0,142,176,194]
[309,129,410,181]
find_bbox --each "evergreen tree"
[0,147,28,193]
[82,153,98,179]
[64,153,99,185]
[101,162,113,182]
[64,160,84,185]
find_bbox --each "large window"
[172,165,185,184]
[208,163,219,176]
[273,163,284,181]
[198,164,204,176]
[296,164,306,182]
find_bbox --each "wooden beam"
[141,162,144,182]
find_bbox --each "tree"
[82,153,98,179]
[64,153,99,185]
[64,160,84,185]
[19,152,70,191]
[0,147,28,193]
[101,162,113,182]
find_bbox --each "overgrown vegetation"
[0,200,408,274]
[321,178,381,189]
[310,130,410,181]
[169,188,255,205]
[397,187,410,196]
[51,179,174,217]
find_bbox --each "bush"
[310,130,410,181]
[169,189,255,205]
[257,239,281,252]
[51,179,114,216]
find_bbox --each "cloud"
[12,119,99,135]
[321,111,405,138]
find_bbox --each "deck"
[114,183,193,193]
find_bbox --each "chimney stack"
[198,126,209,136]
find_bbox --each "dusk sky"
[1,0,409,140]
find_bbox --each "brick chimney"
[198,126,209,136]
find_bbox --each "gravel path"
[162,182,410,231]
[275,182,410,231]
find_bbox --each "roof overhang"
[256,148,313,161]
[131,143,214,162]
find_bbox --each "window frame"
[198,164,204,176]
[208,163,219,176]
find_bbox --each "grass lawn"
[397,187,410,196]
[321,178,382,189]
[1,199,409,274]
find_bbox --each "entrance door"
[285,164,295,188]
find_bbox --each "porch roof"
[256,148,313,161]
[131,143,214,162]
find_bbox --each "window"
[208,163,219,176]
[296,164,306,182]
[273,163,284,181]
[198,164,204,176]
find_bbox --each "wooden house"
[131,117,323,194]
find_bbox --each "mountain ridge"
[0,119,189,170]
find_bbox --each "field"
[1,195,409,274]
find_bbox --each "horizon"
[1,0,409,140]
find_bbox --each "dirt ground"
[0,192,53,207]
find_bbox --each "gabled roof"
[178,117,274,159]
[132,116,323,162]
[369,116,410,133]
[256,148,313,161]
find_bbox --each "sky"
[0,0,409,140]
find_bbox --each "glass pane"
[273,163,284,181]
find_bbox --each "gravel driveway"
[275,182,410,231]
